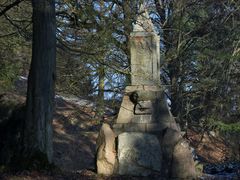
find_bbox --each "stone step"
[113,122,179,134]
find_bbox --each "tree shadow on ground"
[53,98,103,172]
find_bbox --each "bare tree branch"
[0,0,23,17]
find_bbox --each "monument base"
[96,5,197,177]
[118,132,162,176]
[114,85,179,135]
[95,85,197,178]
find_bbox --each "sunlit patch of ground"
[186,129,232,163]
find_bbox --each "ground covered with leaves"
[0,93,239,179]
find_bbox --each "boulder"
[162,128,182,148]
[171,139,197,179]
[118,132,162,176]
[96,123,117,175]
[161,128,182,177]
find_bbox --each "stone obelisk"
[113,5,178,176]
[130,5,160,86]
[114,5,178,134]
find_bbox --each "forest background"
[0,0,239,169]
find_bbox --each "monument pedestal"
[113,85,179,135]
[111,85,198,178]
[112,85,179,176]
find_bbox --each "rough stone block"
[112,123,123,129]
[118,132,162,176]
[124,123,146,132]
[171,139,197,179]
[157,120,180,132]
[125,85,144,92]
[146,123,165,132]
[134,100,152,114]
[130,29,160,86]
[116,86,168,124]
[131,115,152,123]
[162,128,182,154]
[135,91,161,101]
[96,123,117,175]
[161,128,183,177]
[125,85,161,92]
[116,95,134,124]
[113,123,147,134]
[143,85,161,91]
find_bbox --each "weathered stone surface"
[115,86,175,126]
[152,96,172,121]
[162,128,182,145]
[134,100,152,114]
[123,123,146,132]
[96,123,117,175]
[158,119,180,132]
[114,123,169,134]
[118,132,162,176]
[161,128,182,177]
[125,85,161,92]
[115,94,134,124]
[115,86,165,124]
[131,114,152,123]
[146,123,166,132]
[130,5,160,86]
[133,4,155,33]
[160,128,196,178]
[171,139,197,179]
[134,90,162,101]
[130,32,160,86]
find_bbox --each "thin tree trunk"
[97,65,105,116]
[23,0,56,163]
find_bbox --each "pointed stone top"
[133,4,155,33]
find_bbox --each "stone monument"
[96,4,197,179]
[113,4,178,136]
[130,5,160,86]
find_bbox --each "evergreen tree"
[23,0,56,163]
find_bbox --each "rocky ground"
[0,92,239,179]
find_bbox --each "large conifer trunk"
[23,0,56,162]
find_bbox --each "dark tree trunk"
[23,0,56,163]
[97,64,105,116]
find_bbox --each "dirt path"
[52,98,103,172]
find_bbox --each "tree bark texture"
[23,0,56,162]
